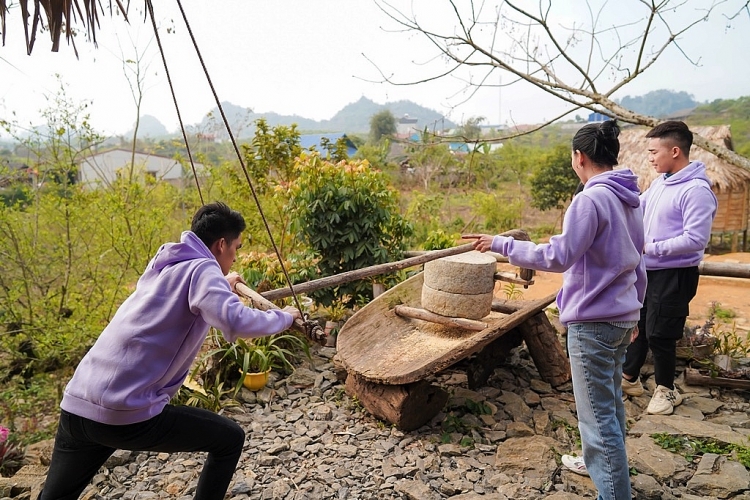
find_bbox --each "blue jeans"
[568,322,632,500]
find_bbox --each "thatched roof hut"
[618,125,750,250]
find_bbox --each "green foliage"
[422,229,459,250]
[172,375,238,412]
[456,116,485,140]
[405,193,445,245]
[502,283,524,300]
[472,191,523,232]
[552,419,582,448]
[690,96,750,157]
[530,144,580,212]
[240,118,302,191]
[196,328,310,396]
[355,140,395,175]
[0,426,26,477]
[0,83,186,373]
[236,251,318,297]
[711,302,737,320]
[406,140,460,190]
[651,432,750,469]
[369,109,397,144]
[288,154,413,306]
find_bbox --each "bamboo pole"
[260,243,476,301]
[236,283,326,344]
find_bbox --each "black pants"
[623,267,699,389]
[39,405,245,500]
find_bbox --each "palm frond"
[0,0,129,55]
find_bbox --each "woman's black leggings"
[39,405,245,500]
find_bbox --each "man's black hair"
[646,121,693,156]
[191,202,246,248]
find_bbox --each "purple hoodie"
[641,161,717,270]
[491,169,646,327]
[60,231,294,425]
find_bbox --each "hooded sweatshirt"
[641,161,717,270]
[491,169,646,327]
[61,231,294,425]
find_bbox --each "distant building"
[396,114,419,138]
[299,133,358,158]
[588,112,609,123]
[78,149,204,189]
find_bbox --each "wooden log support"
[467,328,524,389]
[394,305,488,331]
[684,367,750,390]
[344,373,449,431]
[517,312,571,387]
[698,261,750,279]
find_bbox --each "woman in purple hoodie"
[40,202,301,500]
[464,121,646,500]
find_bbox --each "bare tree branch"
[372,0,750,171]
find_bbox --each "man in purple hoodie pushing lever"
[621,121,718,415]
[40,202,301,500]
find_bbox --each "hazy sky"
[1,0,749,137]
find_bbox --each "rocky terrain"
[3,341,750,500]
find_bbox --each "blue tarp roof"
[299,133,358,158]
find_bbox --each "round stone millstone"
[423,251,497,294]
[421,283,493,320]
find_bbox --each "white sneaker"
[646,385,683,415]
[622,376,644,397]
[561,454,589,476]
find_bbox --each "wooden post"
[344,373,448,431]
[517,312,571,387]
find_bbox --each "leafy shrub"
[288,154,413,307]
[0,426,26,477]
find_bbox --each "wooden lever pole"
[235,283,325,343]
[260,243,476,301]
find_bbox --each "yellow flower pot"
[241,369,271,391]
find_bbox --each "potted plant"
[323,301,348,347]
[198,329,310,392]
[678,308,720,361]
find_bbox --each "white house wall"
[78,149,194,188]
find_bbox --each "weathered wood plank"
[336,272,556,385]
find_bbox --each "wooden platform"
[337,272,557,385]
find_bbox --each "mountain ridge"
[130,96,457,138]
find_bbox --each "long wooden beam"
[259,255,750,302]
[260,243,476,301]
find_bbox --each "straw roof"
[0,1,129,55]
[617,125,750,193]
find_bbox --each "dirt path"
[498,252,750,332]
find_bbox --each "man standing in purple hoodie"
[40,202,301,500]
[465,120,645,499]
[621,121,718,415]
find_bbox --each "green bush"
[288,154,413,307]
